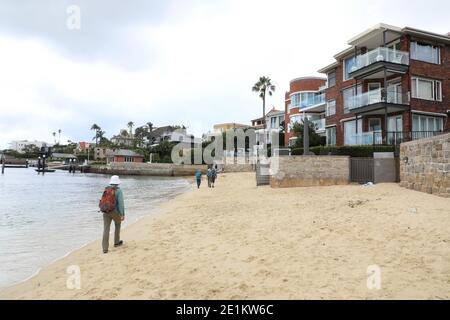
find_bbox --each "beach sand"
[1,172,449,300]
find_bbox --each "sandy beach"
[1,172,449,300]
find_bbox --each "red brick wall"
[113,156,144,163]
[323,35,450,146]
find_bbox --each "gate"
[350,158,374,184]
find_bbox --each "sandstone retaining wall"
[88,162,207,176]
[400,133,450,197]
[270,156,350,188]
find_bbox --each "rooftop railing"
[351,47,410,73]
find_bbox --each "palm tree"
[252,76,276,145]
[52,132,56,145]
[147,122,154,133]
[58,129,61,144]
[127,121,134,137]
[91,124,101,145]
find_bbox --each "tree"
[120,129,129,137]
[58,129,62,144]
[127,121,134,137]
[252,76,275,145]
[292,120,326,148]
[147,122,154,133]
[91,124,101,145]
[52,132,56,144]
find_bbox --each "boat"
[35,169,56,173]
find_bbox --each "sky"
[0,0,449,149]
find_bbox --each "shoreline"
[0,174,194,292]
[1,172,450,299]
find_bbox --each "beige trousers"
[102,213,121,251]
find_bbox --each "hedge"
[290,145,395,157]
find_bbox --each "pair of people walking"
[195,167,217,189]
[99,175,125,254]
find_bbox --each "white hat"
[110,175,121,185]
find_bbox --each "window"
[411,77,442,101]
[328,71,336,87]
[326,127,336,146]
[343,56,356,81]
[368,118,381,132]
[342,85,362,113]
[411,42,440,64]
[412,114,443,132]
[291,93,301,107]
[270,117,277,128]
[343,120,362,145]
[124,156,134,162]
[290,91,324,109]
[326,100,336,117]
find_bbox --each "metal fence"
[350,158,374,184]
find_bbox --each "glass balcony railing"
[312,119,326,131]
[300,93,325,109]
[351,47,409,73]
[348,89,409,111]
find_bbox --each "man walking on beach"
[211,167,217,188]
[207,168,212,188]
[99,175,125,254]
[195,169,202,189]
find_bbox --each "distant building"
[9,140,51,153]
[77,142,91,152]
[106,149,145,164]
[92,147,113,161]
[51,153,78,165]
[144,126,201,148]
[251,107,285,145]
[111,135,137,147]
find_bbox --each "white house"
[9,140,51,153]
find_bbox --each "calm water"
[0,168,191,288]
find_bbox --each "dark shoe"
[114,240,123,247]
[103,250,108,254]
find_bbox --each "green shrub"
[290,145,395,157]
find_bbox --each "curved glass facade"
[290,91,325,110]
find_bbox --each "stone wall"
[87,162,207,176]
[400,133,450,198]
[270,156,350,188]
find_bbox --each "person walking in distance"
[99,175,125,254]
[195,169,202,189]
[210,167,217,188]
[207,168,212,188]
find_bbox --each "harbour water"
[0,168,191,288]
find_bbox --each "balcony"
[347,88,409,115]
[349,47,409,79]
[347,131,443,146]
[311,119,326,131]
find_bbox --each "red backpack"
[99,187,116,213]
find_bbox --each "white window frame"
[326,126,336,146]
[412,114,444,132]
[326,100,336,117]
[343,55,356,81]
[410,41,441,64]
[327,71,336,87]
[411,77,442,102]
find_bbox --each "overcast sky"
[0,0,449,148]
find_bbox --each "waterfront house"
[9,140,51,154]
[318,23,450,147]
[284,78,328,146]
[111,135,138,148]
[251,107,285,145]
[106,149,144,164]
[51,153,78,165]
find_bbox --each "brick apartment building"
[284,77,327,146]
[316,23,450,146]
